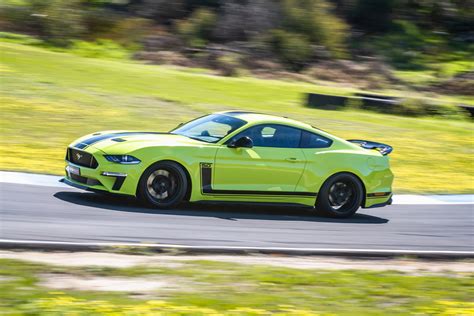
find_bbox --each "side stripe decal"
[200,163,317,197]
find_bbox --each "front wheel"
[137,161,188,209]
[315,173,364,218]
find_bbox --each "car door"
[212,124,306,193]
[296,130,335,191]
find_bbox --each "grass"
[1,258,473,315]
[1,41,473,193]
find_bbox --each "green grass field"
[1,258,473,315]
[1,42,473,193]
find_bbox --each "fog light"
[101,172,127,177]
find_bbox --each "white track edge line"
[0,239,473,255]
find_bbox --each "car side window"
[300,131,333,148]
[232,124,302,148]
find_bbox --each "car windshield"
[170,114,247,143]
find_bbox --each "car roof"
[218,111,313,130]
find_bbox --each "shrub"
[0,0,85,46]
[133,51,192,67]
[215,53,242,76]
[350,0,396,32]
[424,102,469,119]
[81,7,121,40]
[105,17,153,47]
[0,32,42,45]
[374,20,446,70]
[281,0,349,58]
[345,97,363,110]
[392,98,468,119]
[69,39,130,60]
[269,29,312,70]
[134,0,187,22]
[392,98,427,117]
[176,8,216,47]
[0,1,32,32]
[213,0,281,41]
[36,0,85,46]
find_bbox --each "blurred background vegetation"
[1,0,473,90]
[0,0,473,193]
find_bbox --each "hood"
[70,131,204,153]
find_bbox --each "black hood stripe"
[73,132,166,149]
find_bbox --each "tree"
[350,0,396,32]
[213,0,281,41]
[176,8,217,46]
[133,0,187,23]
[269,29,312,70]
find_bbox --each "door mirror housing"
[228,136,253,148]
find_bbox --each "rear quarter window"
[300,131,333,148]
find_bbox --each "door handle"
[285,157,302,162]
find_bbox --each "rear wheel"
[315,173,364,218]
[138,161,188,209]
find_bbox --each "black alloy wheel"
[138,161,188,209]
[315,173,364,218]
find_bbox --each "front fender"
[128,145,220,198]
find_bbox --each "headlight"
[104,155,141,164]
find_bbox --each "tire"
[137,161,188,209]
[315,173,364,218]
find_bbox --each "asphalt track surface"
[1,182,473,252]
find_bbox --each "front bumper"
[60,177,106,193]
[65,165,128,191]
[64,146,142,196]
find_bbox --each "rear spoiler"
[347,139,393,156]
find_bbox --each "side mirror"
[228,136,253,148]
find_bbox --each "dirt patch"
[0,275,18,283]
[302,59,399,89]
[0,251,183,268]
[1,251,472,275]
[39,273,184,295]
[430,71,474,96]
[189,255,474,275]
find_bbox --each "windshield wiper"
[173,132,220,143]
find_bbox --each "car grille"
[67,148,98,169]
[70,173,101,186]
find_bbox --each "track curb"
[1,240,473,259]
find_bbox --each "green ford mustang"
[63,111,393,218]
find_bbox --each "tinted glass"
[232,124,302,148]
[300,131,333,148]
[171,114,246,143]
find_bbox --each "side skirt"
[193,200,315,209]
